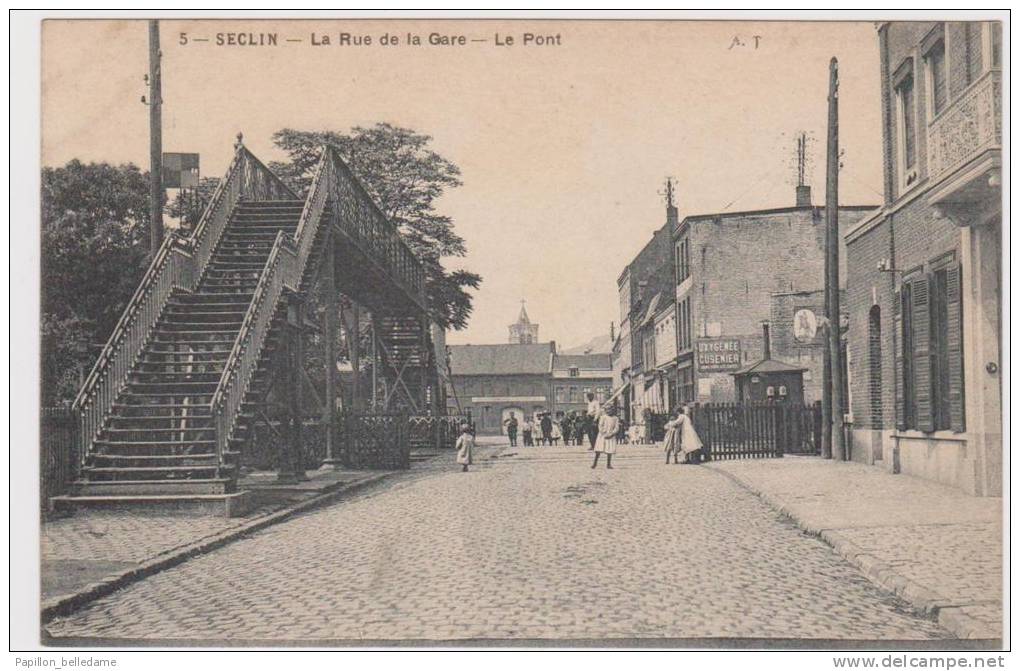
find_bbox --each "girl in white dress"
[455,424,474,472]
[591,405,620,469]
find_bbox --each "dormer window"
[569,366,579,377]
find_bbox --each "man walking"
[584,392,600,450]
[504,412,519,447]
[540,412,553,446]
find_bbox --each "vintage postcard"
[16,11,1008,656]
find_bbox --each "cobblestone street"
[45,441,952,645]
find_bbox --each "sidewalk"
[41,465,402,622]
[707,456,1003,641]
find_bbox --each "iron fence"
[41,407,77,511]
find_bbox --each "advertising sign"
[162,152,200,188]
[696,337,741,372]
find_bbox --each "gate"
[690,402,821,460]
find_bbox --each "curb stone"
[41,471,394,625]
[705,463,1000,641]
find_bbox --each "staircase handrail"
[71,141,295,466]
[209,148,331,463]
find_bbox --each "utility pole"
[148,20,164,257]
[825,57,846,461]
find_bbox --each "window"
[677,297,692,351]
[568,386,578,403]
[568,366,579,377]
[896,73,918,188]
[675,236,691,285]
[678,366,694,403]
[900,282,916,428]
[555,386,566,403]
[898,262,965,433]
[925,39,947,118]
[966,22,984,83]
[930,268,951,431]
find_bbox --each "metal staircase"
[56,140,431,516]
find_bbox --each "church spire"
[517,299,531,325]
[509,299,539,344]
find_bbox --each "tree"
[270,124,481,330]
[41,160,150,404]
[165,177,220,232]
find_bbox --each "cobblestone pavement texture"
[45,444,952,643]
[41,469,392,601]
[708,458,1002,638]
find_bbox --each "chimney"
[796,184,812,207]
[762,322,772,360]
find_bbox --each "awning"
[603,382,629,407]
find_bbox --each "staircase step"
[69,478,234,496]
[108,417,215,429]
[170,296,253,306]
[49,491,254,518]
[95,438,216,447]
[84,465,223,475]
[93,453,218,461]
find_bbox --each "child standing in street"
[591,405,620,469]
[456,424,475,472]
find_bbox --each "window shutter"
[894,289,906,430]
[912,276,935,432]
[946,264,966,432]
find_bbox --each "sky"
[41,19,885,350]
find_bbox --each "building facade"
[769,289,848,407]
[446,342,555,434]
[551,353,613,417]
[610,204,676,424]
[671,190,877,404]
[844,21,1001,496]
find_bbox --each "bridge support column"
[278,292,309,483]
[320,234,342,470]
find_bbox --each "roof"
[552,353,612,371]
[448,343,553,376]
[676,204,880,235]
[732,358,808,377]
[638,293,662,328]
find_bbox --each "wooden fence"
[689,402,821,461]
[41,407,77,511]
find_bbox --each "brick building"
[610,201,676,424]
[768,289,848,406]
[671,190,876,404]
[844,21,1001,495]
[446,342,555,434]
[551,353,613,417]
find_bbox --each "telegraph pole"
[148,20,164,257]
[825,57,846,461]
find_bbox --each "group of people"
[454,396,704,473]
[500,393,603,449]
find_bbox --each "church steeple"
[517,300,531,324]
[508,299,539,344]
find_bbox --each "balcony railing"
[927,69,1001,185]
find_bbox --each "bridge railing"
[71,141,298,469]
[325,148,426,308]
[211,147,331,469]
